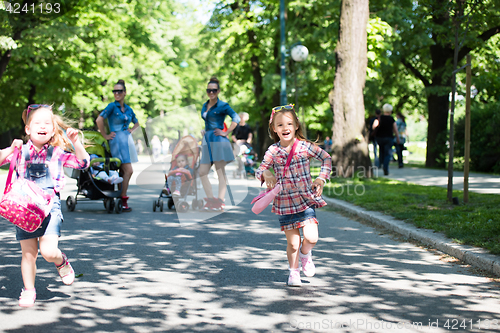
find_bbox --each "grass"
[312,169,500,255]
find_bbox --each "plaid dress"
[256,140,332,230]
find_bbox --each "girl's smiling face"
[25,108,55,149]
[272,111,298,145]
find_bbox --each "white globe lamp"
[291,45,309,62]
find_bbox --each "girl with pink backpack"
[256,105,331,287]
[0,105,89,307]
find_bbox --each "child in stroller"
[167,153,193,197]
[153,135,203,213]
[65,131,124,214]
[90,153,123,185]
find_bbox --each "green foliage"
[454,100,500,173]
[1,0,500,170]
[200,0,339,147]
[0,0,207,141]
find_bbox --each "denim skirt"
[200,130,235,164]
[109,130,138,164]
[279,206,318,231]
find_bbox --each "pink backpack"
[0,147,54,232]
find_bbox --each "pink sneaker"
[56,253,75,285]
[172,190,181,197]
[19,288,36,307]
[287,268,302,287]
[299,247,316,277]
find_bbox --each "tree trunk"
[425,93,450,168]
[329,0,372,178]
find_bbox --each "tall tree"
[371,0,500,168]
[329,0,372,177]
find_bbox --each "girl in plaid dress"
[256,105,331,287]
[0,105,90,307]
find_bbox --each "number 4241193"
[4,2,61,14]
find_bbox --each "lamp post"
[280,0,287,105]
[291,44,309,136]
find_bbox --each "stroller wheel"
[106,198,115,213]
[103,198,108,209]
[191,200,198,210]
[159,200,164,212]
[115,198,123,214]
[167,198,175,210]
[177,201,189,213]
[66,195,76,212]
[192,199,203,210]
[153,200,157,212]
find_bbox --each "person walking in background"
[199,77,241,211]
[395,112,407,168]
[0,104,90,307]
[232,112,253,178]
[150,135,162,161]
[96,79,140,212]
[136,139,144,155]
[323,136,332,152]
[162,137,170,156]
[368,109,381,166]
[256,105,332,287]
[372,103,400,175]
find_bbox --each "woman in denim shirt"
[200,77,240,211]
[96,79,140,212]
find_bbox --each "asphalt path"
[0,156,499,332]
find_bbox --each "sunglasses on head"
[206,89,218,94]
[269,104,294,123]
[272,105,294,112]
[112,89,124,94]
[27,104,52,116]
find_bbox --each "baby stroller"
[65,131,124,214]
[233,142,257,178]
[153,135,203,213]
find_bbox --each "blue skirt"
[279,206,318,231]
[200,130,235,164]
[109,130,138,164]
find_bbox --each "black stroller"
[153,135,203,213]
[65,131,124,214]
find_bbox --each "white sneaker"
[299,247,316,277]
[56,253,75,285]
[287,268,302,287]
[19,288,36,307]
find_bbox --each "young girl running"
[256,105,332,287]
[0,105,90,307]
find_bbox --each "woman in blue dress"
[199,77,240,211]
[96,79,140,212]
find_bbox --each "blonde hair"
[239,112,249,122]
[22,106,78,152]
